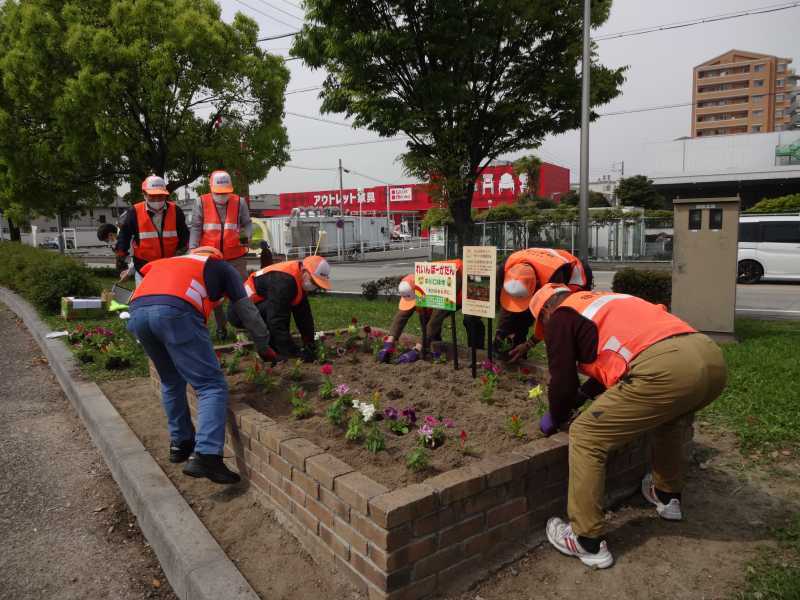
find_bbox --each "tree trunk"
[7,216,21,242]
[449,192,475,255]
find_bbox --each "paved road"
[325,262,800,319]
[0,306,175,600]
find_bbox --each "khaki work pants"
[568,333,727,538]
[213,255,249,332]
[388,308,449,347]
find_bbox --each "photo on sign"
[466,274,491,302]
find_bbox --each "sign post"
[414,261,459,369]
[461,246,497,378]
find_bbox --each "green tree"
[616,175,666,209]
[561,189,610,208]
[291,0,625,248]
[746,193,800,213]
[0,0,289,224]
[514,155,542,199]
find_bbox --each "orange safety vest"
[557,291,697,388]
[131,254,221,321]
[132,201,179,262]
[198,194,247,260]
[244,260,305,306]
[505,248,587,290]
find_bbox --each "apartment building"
[692,50,796,137]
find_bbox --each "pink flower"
[351,316,358,325]
[424,415,440,427]
[320,364,333,376]
[443,418,455,428]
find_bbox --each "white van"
[738,214,800,283]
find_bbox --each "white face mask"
[146,200,166,212]
[212,193,229,204]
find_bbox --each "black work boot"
[182,453,241,484]
[169,439,195,464]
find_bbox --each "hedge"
[0,242,101,313]
[612,268,672,307]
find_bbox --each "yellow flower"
[528,385,543,400]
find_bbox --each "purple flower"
[443,418,455,428]
[401,407,417,424]
[418,423,434,438]
[481,359,500,375]
[335,383,350,396]
[383,407,399,421]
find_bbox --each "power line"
[285,111,355,128]
[597,102,691,117]
[258,31,300,41]
[232,0,296,29]
[594,1,800,41]
[252,0,303,22]
[292,137,409,152]
[342,167,396,186]
[284,164,338,172]
[285,85,322,95]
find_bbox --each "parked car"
[738,214,800,283]
[39,238,75,250]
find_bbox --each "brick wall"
[148,363,681,599]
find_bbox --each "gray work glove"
[230,297,271,355]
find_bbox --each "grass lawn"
[739,514,800,599]
[701,319,800,453]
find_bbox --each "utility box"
[671,197,740,339]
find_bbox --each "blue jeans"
[127,304,228,455]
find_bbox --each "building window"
[752,125,762,133]
[689,209,702,231]
[752,109,763,117]
[777,79,784,87]
[98,215,106,224]
[752,95,765,103]
[776,94,784,102]
[753,80,765,88]
[778,63,786,73]
[776,109,783,117]
[754,64,766,72]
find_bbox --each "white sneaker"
[641,473,683,521]
[545,517,614,569]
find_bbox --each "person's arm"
[204,260,270,353]
[544,310,598,427]
[175,206,189,253]
[113,208,136,264]
[261,272,300,356]
[239,197,252,242]
[188,197,203,249]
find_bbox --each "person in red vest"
[114,175,189,285]
[230,255,332,361]
[528,284,727,569]
[189,170,252,339]
[128,247,275,485]
[376,259,464,363]
[494,248,592,362]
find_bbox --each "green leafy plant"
[406,447,430,472]
[102,343,136,370]
[245,360,276,392]
[345,413,364,442]
[75,346,95,364]
[290,385,313,420]
[318,363,335,399]
[288,359,303,382]
[387,420,410,436]
[364,423,386,454]
[225,353,241,376]
[506,415,526,439]
[612,268,672,308]
[325,397,348,427]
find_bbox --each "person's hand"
[118,269,131,283]
[508,340,534,363]
[396,349,420,364]
[539,412,558,436]
[376,342,394,363]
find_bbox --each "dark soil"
[226,333,548,490]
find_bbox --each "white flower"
[360,404,376,422]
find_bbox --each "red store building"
[263,162,570,227]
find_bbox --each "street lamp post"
[578,0,591,260]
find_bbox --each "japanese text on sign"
[414,262,457,311]
[462,246,497,318]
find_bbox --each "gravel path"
[0,305,175,600]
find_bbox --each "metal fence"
[434,218,675,262]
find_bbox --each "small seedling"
[406,447,430,472]
[506,415,526,439]
[288,359,303,382]
[290,385,313,420]
[364,423,386,454]
[225,353,241,375]
[325,398,347,427]
[345,413,364,442]
[387,420,409,435]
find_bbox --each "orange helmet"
[209,170,234,194]
[141,175,169,196]
[499,263,538,313]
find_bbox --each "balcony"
[695,117,748,130]
[696,87,751,100]
[695,71,752,86]
[696,102,750,114]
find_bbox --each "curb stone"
[0,287,260,600]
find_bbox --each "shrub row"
[612,268,672,307]
[361,275,404,301]
[0,242,101,313]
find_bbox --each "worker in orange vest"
[189,170,252,339]
[376,259,464,363]
[528,284,727,569]
[113,175,189,285]
[494,248,592,362]
[128,247,275,485]
[230,256,332,361]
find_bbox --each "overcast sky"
[216,0,799,194]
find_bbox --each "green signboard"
[414,262,458,311]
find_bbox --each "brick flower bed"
[148,346,684,599]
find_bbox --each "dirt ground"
[0,306,176,600]
[226,345,547,489]
[108,373,800,600]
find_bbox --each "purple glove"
[376,342,395,363]
[396,349,420,364]
[539,412,558,436]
